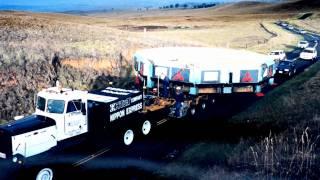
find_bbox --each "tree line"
[159,2,216,10]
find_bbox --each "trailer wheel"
[142,120,151,135]
[268,78,275,85]
[123,129,134,146]
[201,102,206,110]
[190,107,196,116]
[188,106,200,120]
[36,168,54,180]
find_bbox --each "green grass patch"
[157,163,204,180]
[178,142,234,166]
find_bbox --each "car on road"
[287,26,294,30]
[299,47,318,60]
[275,21,282,25]
[275,60,297,77]
[299,29,307,34]
[268,50,286,61]
[297,41,309,49]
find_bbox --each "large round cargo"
[133,47,276,95]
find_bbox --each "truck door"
[64,99,86,135]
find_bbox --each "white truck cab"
[0,87,90,165]
[34,87,88,141]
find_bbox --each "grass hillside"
[269,0,320,12]
[228,61,320,178]
[289,12,320,34]
[204,0,320,14]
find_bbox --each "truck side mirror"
[81,103,86,115]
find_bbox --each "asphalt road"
[278,22,319,72]
[272,22,319,84]
[3,22,320,180]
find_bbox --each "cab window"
[67,100,81,113]
[47,99,65,114]
[36,96,46,111]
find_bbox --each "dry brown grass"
[289,13,320,34]
[86,9,302,55]
[250,21,302,53]
[0,9,302,71]
[228,127,320,178]
[62,58,112,71]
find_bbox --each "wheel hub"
[124,129,134,146]
[36,168,53,180]
[142,120,151,135]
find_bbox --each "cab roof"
[37,87,87,101]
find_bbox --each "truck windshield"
[47,99,65,114]
[36,96,46,111]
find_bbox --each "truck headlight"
[12,156,18,163]
[284,69,289,71]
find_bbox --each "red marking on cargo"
[242,71,253,83]
[256,92,265,97]
[172,70,184,81]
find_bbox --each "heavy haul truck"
[0,47,276,179]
